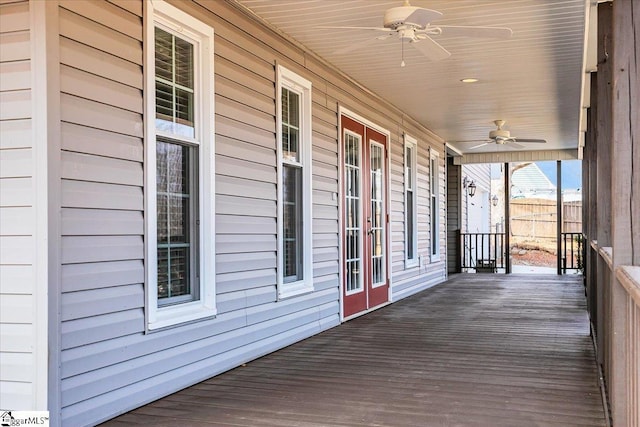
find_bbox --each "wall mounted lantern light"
[462,176,477,197]
[492,194,499,206]
[467,180,476,197]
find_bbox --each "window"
[404,134,418,266]
[430,149,440,261]
[145,0,215,330]
[277,65,313,299]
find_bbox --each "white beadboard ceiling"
[234,0,589,156]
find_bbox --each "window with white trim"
[277,65,313,299]
[145,0,215,330]
[430,149,440,262]
[404,134,418,266]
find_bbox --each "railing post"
[557,160,562,275]
[504,163,511,274]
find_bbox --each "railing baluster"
[558,232,583,273]
[459,232,506,273]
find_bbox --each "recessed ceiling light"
[461,78,479,83]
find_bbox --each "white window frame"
[430,149,441,262]
[144,0,215,330]
[276,65,313,299]
[404,134,418,267]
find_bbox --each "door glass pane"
[345,133,361,292]
[370,143,385,286]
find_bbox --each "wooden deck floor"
[102,274,607,427]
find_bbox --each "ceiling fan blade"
[405,8,443,28]
[333,35,389,55]
[513,138,547,143]
[316,26,393,33]
[449,139,491,143]
[469,142,491,150]
[410,36,450,61]
[509,141,526,149]
[436,25,513,39]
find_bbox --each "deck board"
[102,274,606,426]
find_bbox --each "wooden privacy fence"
[510,198,582,242]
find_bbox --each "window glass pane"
[169,247,190,297]
[174,37,194,89]
[406,146,413,189]
[155,81,173,124]
[407,190,414,259]
[157,139,198,305]
[157,194,168,244]
[283,165,303,282]
[281,88,300,162]
[287,91,299,127]
[168,195,188,243]
[432,201,437,255]
[155,26,195,138]
[175,88,194,129]
[157,248,169,300]
[431,158,437,192]
[154,27,172,81]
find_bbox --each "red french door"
[341,115,389,319]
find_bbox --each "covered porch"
[103,274,606,426]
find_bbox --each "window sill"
[405,259,419,268]
[148,301,216,331]
[278,281,314,300]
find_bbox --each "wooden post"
[609,0,639,424]
[595,0,613,374]
[557,160,562,275]
[504,162,511,274]
[587,73,599,331]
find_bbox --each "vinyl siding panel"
[53,1,447,425]
[447,161,462,273]
[0,0,37,411]
[0,119,32,149]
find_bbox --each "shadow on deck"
[102,274,606,426]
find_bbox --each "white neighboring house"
[511,162,556,200]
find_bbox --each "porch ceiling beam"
[452,149,579,165]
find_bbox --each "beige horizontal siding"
[0,0,37,412]
[55,0,447,425]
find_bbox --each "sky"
[490,160,582,190]
[537,160,582,190]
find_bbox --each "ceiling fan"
[452,120,547,150]
[318,0,513,63]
